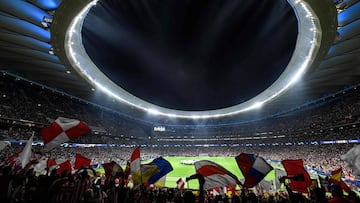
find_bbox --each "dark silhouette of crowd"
[0,146,360,203]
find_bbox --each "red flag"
[329,168,351,192]
[57,160,72,175]
[130,147,141,185]
[227,185,236,195]
[74,153,91,169]
[47,158,57,169]
[130,147,141,174]
[176,178,185,190]
[281,159,312,193]
[40,117,91,151]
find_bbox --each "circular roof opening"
[82,0,298,111]
[65,0,321,119]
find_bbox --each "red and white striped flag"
[176,178,185,190]
[130,147,142,185]
[194,160,240,190]
[40,117,91,151]
[130,147,141,174]
[212,187,221,196]
[6,152,20,166]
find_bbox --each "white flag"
[19,134,34,168]
[274,169,287,190]
[33,156,48,175]
[341,145,360,178]
[0,141,10,152]
[258,179,273,192]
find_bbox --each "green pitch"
[97,156,277,189]
[148,156,276,189]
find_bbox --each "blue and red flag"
[235,153,273,188]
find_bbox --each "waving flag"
[212,187,221,197]
[177,178,185,190]
[102,161,123,177]
[154,174,167,188]
[194,160,240,190]
[47,158,57,171]
[33,156,48,175]
[19,134,34,168]
[132,157,173,186]
[147,157,173,184]
[74,153,91,170]
[0,141,10,152]
[281,159,312,193]
[235,153,273,188]
[275,169,287,190]
[40,117,91,151]
[133,162,159,186]
[329,168,351,192]
[341,145,360,178]
[130,147,142,185]
[6,152,20,166]
[257,179,274,193]
[130,147,141,174]
[57,160,72,175]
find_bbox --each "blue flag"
[147,157,173,184]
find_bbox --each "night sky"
[82,0,298,111]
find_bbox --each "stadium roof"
[0,0,359,125]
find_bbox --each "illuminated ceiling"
[1,0,359,125]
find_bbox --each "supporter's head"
[0,165,11,175]
[79,169,89,179]
[330,184,343,197]
[347,190,359,201]
[310,187,327,202]
[183,190,196,203]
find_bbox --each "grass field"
[133,156,276,189]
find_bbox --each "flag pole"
[138,146,143,186]
[140,166,143,186]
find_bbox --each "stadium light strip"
[64,0,321,119]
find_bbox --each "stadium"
[1,0,360,202]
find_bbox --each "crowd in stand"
[1,73,360,146]
[1,69,360,202]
